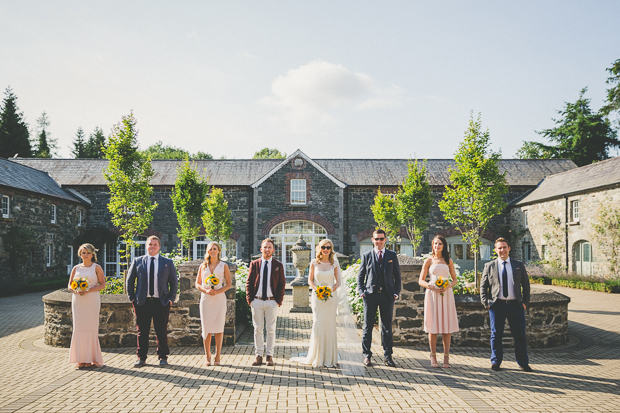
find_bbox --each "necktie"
[149,257,155,297]
[502,261,509,299]
[262,261,269,299]
[378,251,383,264]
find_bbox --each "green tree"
[601,58,620,117]
[71,127,86,158]
[593,203,620,278]
[141,141,213,160]
[33,112,56,158]
[395,159,433,255]
[171,158,210,258]
[516,88,619,166]
[0,87,31,158]
[252,147,286,159]
[202,188,233,244]
[103,112,157,279]
[84,127,106,158]
[439,114,508,285]
[194,151,214,160]
[371,189,401,243]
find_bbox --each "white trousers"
[251,299,278,357]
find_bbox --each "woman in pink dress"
[195,241,231,366]
[419,235,459,368]
[68,243,106,368]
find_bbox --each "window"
[574,241,592,275]
[270,220,327,277]
[542,245,548,261]
[67,245,74,274]
[523,210,529,229]
[446,236,493,270]
[46,245,52,267]
[290,179,306,205]
[1,195,9,218]
[104,236,147,278]
[522,242,531,262]
[50,205,57,224]
[77,209,83,227]
[571,200,579,221]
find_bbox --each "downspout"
[564,195,569,272]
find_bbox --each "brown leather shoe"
[252,355,263,366]
[363,357,372,367]
[266,355,275,366]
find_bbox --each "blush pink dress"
[68,264,104,366]
[199,261,227,337]
[423,263,459,334]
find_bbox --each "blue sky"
[1,1,619,159]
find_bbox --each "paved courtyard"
[0,285,619,413]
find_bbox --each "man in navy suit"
[126,235,178,367]
[357,229,401,367]
[480,237,533,372]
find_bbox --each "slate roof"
[516,156,620,205]
[13,157,577,187]
[0,159,87,203]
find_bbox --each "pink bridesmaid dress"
[423,263,460,334]
[68,264,104,366]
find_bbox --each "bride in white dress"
[298,238,342,367]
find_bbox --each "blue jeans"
[489,300,529,366]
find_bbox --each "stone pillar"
[290,236,312,313]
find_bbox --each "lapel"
[271,259,280,290]
[494,259,501,285]
[371,250,379,276]
[158,256,166,284]
[510,259,519,285]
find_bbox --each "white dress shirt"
[498,257,516,300]
[374,247,386,261]
[257,257,274,298]
[148,253,160,298]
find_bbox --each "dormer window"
[290,179,306,205]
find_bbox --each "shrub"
[228,258,251,326]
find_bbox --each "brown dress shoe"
[252,355,263,366]
[266,355,275,366]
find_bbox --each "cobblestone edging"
[42,260,237,348]
[394,257,571,348]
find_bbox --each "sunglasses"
[373,237,385,241]
[321,246,332,250]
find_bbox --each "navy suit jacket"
[357,249,401,297]
[126,255,178,306]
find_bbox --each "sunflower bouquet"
[315,285,332,301]
[434,276,450,296]
[71,276,90,292]
[205,274,220,289]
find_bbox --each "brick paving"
[0,285,619,413]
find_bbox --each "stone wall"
[392,256,570,348]
[0,186,86,284]
[43,260,237,348]
[510,186,620,277]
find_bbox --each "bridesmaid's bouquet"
[71,277,90,292]
[205,274,220,288]
[315,286,332,301]
[434,276,450,296]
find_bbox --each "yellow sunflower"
[71,281,78,289]
[80,282,88,290]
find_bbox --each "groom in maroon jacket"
[246,238,286,366]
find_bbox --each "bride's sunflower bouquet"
[71,276,90,292]
[315,286,333,301]
[205,274,220,288]
[434,276,450,296]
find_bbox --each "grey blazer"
[480,258,530,308]
[126,255,178,307]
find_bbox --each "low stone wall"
[43,260,236,348]
[393,256,571,348]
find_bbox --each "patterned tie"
[502,261,509,299]
[262,260,269,299]
[149,257,155,297]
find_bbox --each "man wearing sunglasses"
[357,229,401,367]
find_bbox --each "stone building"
[0,159,90,286]
[12,150,576,280]
[510,156,620,278]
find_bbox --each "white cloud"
[260,60,403,128]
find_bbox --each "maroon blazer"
[246,258,286,306]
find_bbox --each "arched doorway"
[574,241,592,276]
[269,220,327,278]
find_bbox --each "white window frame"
[51,205,57,224]
[67,245,74,274]
[104,236,147,278]
[77,209,83,227]
[290,179,307,205]
[571,200,579,221]
[1,195,9,218]
[46,245,52,267]
[190,236,237,260]
[523,210,529,229]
